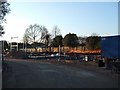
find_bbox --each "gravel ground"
[3,59,119,88]
[4,58,120,77]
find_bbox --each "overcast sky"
[1,1,119,42]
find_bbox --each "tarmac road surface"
[2,59,119,88]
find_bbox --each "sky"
[0,0,119,42]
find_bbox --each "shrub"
[5,51,28,59]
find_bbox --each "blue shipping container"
[101,35,120,59]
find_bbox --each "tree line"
[23,24,101,51]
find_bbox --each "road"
[2,59,119,88]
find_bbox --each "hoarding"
[101,35,120,59]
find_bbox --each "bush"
[5,51,28,59]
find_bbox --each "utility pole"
[16,37,18,51]
[10,37,12,52]
[23,41,27,52]
[25,42,27,52]
[23,42,24,51]
[58,45,60,61]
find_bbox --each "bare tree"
[52,25,60,38]
[40,26,48,43]
[91,33,99,36]
[78,36,87,44]
[23,24,49,52]
[23,33,29,43]
[23,24,45,44]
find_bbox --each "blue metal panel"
[101,35,120,59]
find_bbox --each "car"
[51,54,55,57]
[56,53,60,56]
